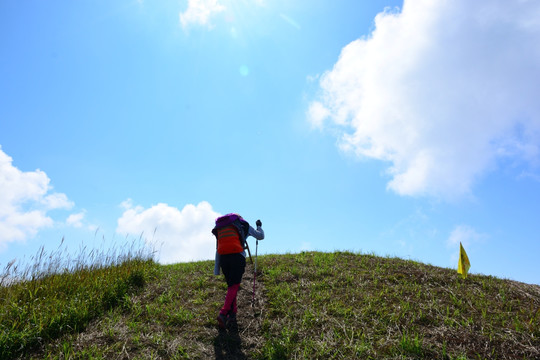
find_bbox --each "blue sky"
[1,0,540,284]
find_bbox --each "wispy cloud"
[447,225,487,248]
[0,147,73,251]
[179,0,226,30]
[116,200,220,264]
[66,212,85,228]
[378,208,437,255]
[308,0,540,199]
[447,224,487,265]
[518,171,540,183]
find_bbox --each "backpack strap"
[231,219,250,248]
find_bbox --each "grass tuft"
[0,238,156,359]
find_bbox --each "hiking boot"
[227,313,237,325]
[217,313,227,329]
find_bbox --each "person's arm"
[213,251,221,275]
[248,220,264,240]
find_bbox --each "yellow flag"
[457,242,471,279]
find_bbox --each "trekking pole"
[252,239,259,305]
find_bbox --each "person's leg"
[217,254,232,328]
[228,254,245,316]
[220,283,240,315]
[231,293,237,314]
[217,254,246,327]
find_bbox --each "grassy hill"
[1,251,539,359]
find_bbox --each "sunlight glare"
[239,65,249,76]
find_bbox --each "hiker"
[212,213,264,329]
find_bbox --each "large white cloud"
[179,0,226,29]
[116,200,221,264]
[309,0,540,199]
[0,147,74,251]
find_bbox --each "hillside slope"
[20,252,540,359]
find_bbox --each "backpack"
[212,213,250,255]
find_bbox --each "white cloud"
[447,225,487,249]
[179,0,226,29]
[308,101,331,129]
[0,147,73,250]
[42,193,73,210]
[66,212,85,228]
[309,0,540,199]
[116,200,221,264]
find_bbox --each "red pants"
[220,283,240,315]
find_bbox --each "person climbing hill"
[212,213,264,329]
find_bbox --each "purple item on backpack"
[215,213,243,229]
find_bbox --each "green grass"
[258,252,540,359]
[1,249,539,359]
[0,239,156,359]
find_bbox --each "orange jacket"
[216,225,244,255]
